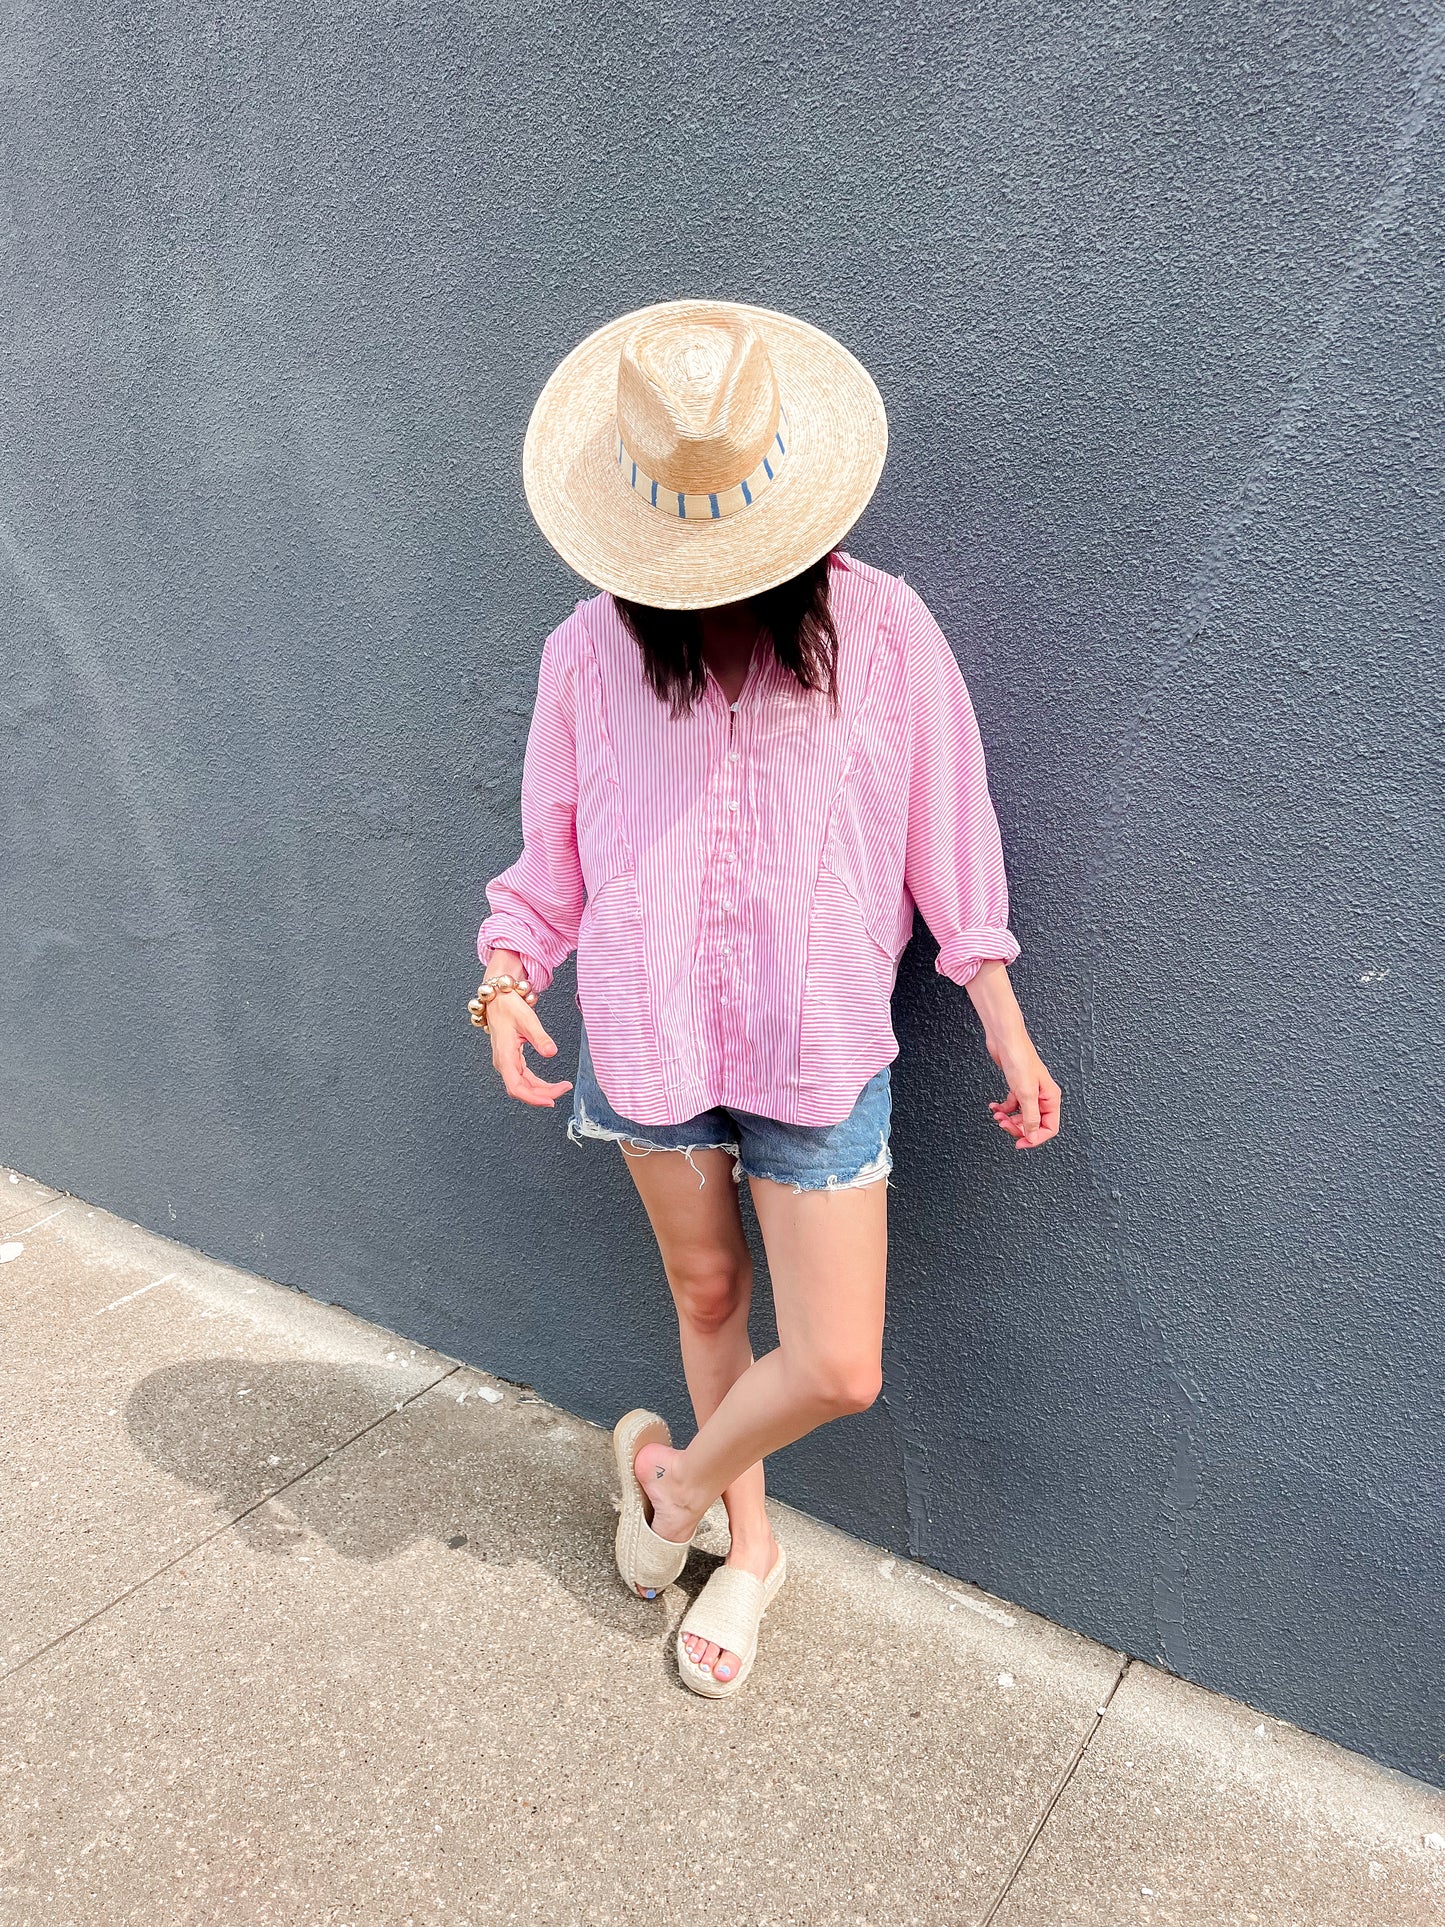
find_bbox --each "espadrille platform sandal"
[675,1542,788,1698]
[612,1408,694,1599]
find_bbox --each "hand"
[985,1031,1061,1150]
[486,995,574,1109]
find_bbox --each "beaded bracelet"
[467,972,539,1034]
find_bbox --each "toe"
[713,1647,741,1683]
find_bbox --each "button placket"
[715,692,744,1066]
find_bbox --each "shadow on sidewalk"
[123,1356,723,1643]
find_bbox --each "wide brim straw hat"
[522,298,888,610]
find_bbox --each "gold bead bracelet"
[467,973,538,1033]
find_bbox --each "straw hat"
[522,298,888,610]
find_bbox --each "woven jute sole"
[612,1407,694,1598]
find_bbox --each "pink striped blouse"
[477,551,1020,1127]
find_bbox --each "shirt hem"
[603,1042,899,1131]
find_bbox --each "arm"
[478,634,585,995]
[475,636,583,1108]
[965,960,1060,1150]
[902,591,1061,1149]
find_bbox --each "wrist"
[964,960,1023,1031]
[989,1025,1035,1062]
[469,954,538,1032]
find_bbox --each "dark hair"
[613,552,841,720]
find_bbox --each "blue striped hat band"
[615,406,791,521]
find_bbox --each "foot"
[630,1440,705,1600]
[681,1527,781,1685]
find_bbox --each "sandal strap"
[678,1565,769,1655]
[628,1516,692,1591]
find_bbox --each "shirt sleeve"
[902,588,1021,986]
[476,635,585,997]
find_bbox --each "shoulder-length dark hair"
[613,551,841,720]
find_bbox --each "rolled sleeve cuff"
[477,922,553,997]
[934,928,1022,987]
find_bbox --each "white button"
[729,700,739,711]
[729,750,740,761]
[728,800,739,811]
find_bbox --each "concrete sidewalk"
[1,1167,1441,1927]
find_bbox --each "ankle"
[724,1519,777,1558]
[659,1456,708,1525]
[637,1443,705,1525]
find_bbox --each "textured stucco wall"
[2,3,1442,1783]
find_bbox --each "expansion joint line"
[0,1363,461,1684]
[974,1655,1133,1927]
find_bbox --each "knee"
[803,1357,884,1418]
[669,1261,750,1335]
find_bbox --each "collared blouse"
[477,551,1020,1127]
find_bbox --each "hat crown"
[617,308,781,496]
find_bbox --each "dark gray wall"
[2,1,1441,1784]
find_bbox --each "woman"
[472,299,1061,1699]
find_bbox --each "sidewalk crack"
[974,1655,1132,1927]
[0,1364,460,1684]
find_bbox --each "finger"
[491,1005,558,1060]
[515,1020,572,1093]
[516,1063,574,1104]
[510,1050,573,1104]
[488,1009,566,1087]
[993,1090,1021,1116]
[519,1011,561,1059]
[497,1030,571,1107]
[1022,1080,1061,1146]
[1016,1084,1042,1140]
[504,1076,569,1109]
[494,1040,533,1104]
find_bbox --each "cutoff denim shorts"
[565,1024,893,1194]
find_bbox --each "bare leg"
[615,1140,781,1683]
[628,1162,889,1678]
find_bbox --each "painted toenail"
[643,1589,655,1598]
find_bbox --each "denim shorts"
[565,1024,893,1194]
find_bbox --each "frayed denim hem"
[567,1109,892,1196]
[566,1109,744,1191]
[741,1129,894,1195]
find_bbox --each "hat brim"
[522,299,888,611]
